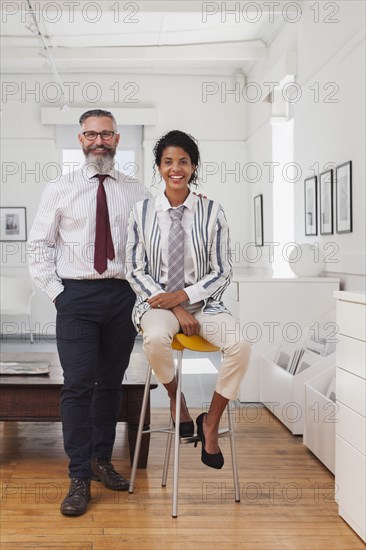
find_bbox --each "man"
[28,109,150,516]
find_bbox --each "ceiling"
[1,1,290,75]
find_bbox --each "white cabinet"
[337,367,366,417]
[260,343,335,435]
[336,436,366,540]
[334,291,366,542]
[225,270,340,402]
[304,366,337,473]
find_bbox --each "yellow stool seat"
[172,333,219,353]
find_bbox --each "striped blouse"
[125,194,233,329]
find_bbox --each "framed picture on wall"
[336,161,352,233]
[254,194,263,246]
[319,169,333,235]
[0,207,27,241]
[304,176,317,236]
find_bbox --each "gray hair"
[79,109,117,131]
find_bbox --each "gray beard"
[84,151,115,174]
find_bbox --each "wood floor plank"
[0,545,92,550]
[1,407,365,550]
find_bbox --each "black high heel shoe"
[170,393,194,438]
[195,413,224,469]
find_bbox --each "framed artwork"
[0,207,27,241]
[254,194,263,246]
[336,161,352,233]
[304,176,317,236]
[319,169,334,235]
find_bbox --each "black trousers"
[56,279,136,479]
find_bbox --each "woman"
[126,130,251,469]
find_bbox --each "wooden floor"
[0,405,364,550]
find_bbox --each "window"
[272,118,295,276]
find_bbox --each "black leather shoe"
[170,393,194,438]
[60,478,91,516]
[195,413,224,469]
[91,458,129,491]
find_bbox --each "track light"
[24,22,38,34]
[26,0,69,114]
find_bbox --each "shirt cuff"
[46,280,65,302]
[184,283,211,305]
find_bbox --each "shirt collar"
[84,163,118,181]
[159,191,196,212]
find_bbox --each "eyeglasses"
[82,131,116,141]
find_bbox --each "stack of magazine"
[275,318,337,376]
[324,375,336,402]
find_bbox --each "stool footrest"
[140,427,232,440]
[141,428,174,436]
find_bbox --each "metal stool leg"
[162,417,174,487]
[172,349,183,518]
[129,365,152,493]
[227,401,240,502]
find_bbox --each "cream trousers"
[140,308,252,401]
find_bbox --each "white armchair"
[0,276,35,343]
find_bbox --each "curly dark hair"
[153,130,200,187]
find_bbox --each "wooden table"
[0,352,157,468]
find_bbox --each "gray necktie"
[167,206,185,292]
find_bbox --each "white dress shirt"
[28,164,150,301]
[155,192,212,305]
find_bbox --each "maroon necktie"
[94,174,115,274]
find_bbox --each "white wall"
[1,73,248,334]
[245,1,365,290]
